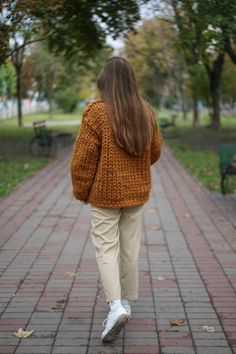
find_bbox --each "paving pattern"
[0,145,235,354]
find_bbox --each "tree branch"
[8,35,49,60]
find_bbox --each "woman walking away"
[70,56,163,343]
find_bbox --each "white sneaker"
[101,300,129,342]
[121,299,131,318]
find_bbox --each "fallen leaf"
[13,328,34,338]
[156,276,165,281]
[170,319,186,326]
[202,325,215,332]
[148,208,156,212]
[149,225,161,230]
[65,272,78,277]
[51,303,63,310]
[184,213,191,218]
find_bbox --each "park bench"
[29,120,72,157]
[218,144,236,194]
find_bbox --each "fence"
[0,99,49,120]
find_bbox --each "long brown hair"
[97,56,157,156]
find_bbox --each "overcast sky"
[106,2,158,50]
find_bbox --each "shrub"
[54,88,78,113]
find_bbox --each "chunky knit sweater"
[70,99,163,208]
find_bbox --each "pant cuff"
[121,294,138,300]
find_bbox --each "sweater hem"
[88,196,149,209]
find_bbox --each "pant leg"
[119,204,144,300]
[90,205,122,302]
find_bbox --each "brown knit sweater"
[70,99,163,208]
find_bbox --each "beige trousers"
[90,204,144,302]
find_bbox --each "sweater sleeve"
[70,106,101,202]
[151,125,163,165]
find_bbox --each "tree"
[124,19,181,109]
[1,0,51,125]
[30,44,62,118]
[1,0,145,64]
[0,61,16,98]
[168,0,236,129]
[0,0,146,126]
[221,57,236,112]
[204,0,236,66]
[170,0,206,126]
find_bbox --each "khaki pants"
[90,204,144,302]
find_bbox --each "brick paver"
[0,145,235,354]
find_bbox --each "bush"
[54,88,78,113]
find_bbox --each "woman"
[70,56,163,343]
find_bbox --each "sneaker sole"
[102,314,129,343]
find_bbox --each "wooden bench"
[218,144,236,194]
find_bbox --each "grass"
[2,108,83,126]
[161,110,236,193]
[0,110,80,199]
[1,107,236,198]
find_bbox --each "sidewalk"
[0,145,235,354]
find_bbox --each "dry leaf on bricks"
[149,225,161,230]
[51,300,66,310]
[13,328,34,338]
[156,276,165,281]
[65,272,78,277]
[202,325,215,332]
[51,303,63,310]
[170,319,186,326]
[148,208,156,212]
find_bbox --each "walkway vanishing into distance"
[0,145,235,354]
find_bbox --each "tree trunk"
[11,43,24,127]
[210,77,220,130]
[48,98,53,119]
[178,74,187,120]
[180,94,187,121]
[192,96,200,127]
[16,67,22,127]
[206,53,225,130]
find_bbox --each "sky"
[106,2,159,51]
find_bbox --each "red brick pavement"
[0,145,235,354]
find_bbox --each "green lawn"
[3,108,83,126]
[1,108,236,199]
[160,111,236,193]
[0,110,80,198]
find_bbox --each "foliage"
[221,57,236,106]
[0,0,144,65]
[169,141,222,191]
[0,157,49,198]
[164,111,236,193]
[0,124,50,198]
[197,0,236,65]
[124,18,179,107]
[168,0,228,129]
[54,87,79,113]
[0,60,16,97]
[0,115,81,198]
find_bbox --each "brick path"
[0,145,235,354]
